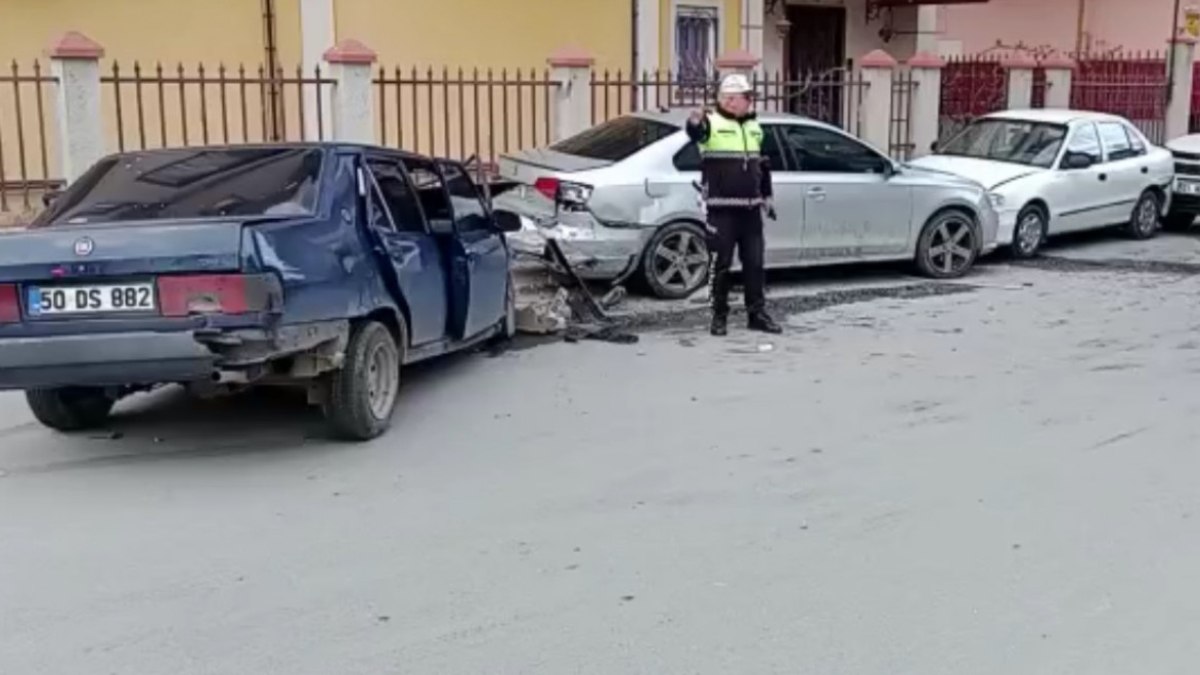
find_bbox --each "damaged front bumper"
[507,211,650,282]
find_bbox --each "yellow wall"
[0,0,264,64]
[335,0,632,70]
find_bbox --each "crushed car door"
[437,160,509,340]
[363,154,448,346]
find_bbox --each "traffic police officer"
[687,73,782,337]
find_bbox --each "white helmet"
[718,73,753,96]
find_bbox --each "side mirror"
[929,141,939,153]
[493,209,523,233]
[42,189,61,208]
[1062,152,1094,170]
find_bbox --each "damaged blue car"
[0,144,520,440]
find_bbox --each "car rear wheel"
[1163,212,1194,232]
[1012,205,1048,259]
[640,222,710,299]
[324,319,404,441]
[25,387,115,432]
[1126,190,1161,240]
[915,210,979,279]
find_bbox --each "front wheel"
[914,210,979,279]
[324,320,404,441]
[640,222,710,299]
[1126,190,1161,240]
[25,387,115,432]
[1011,205,1048,259]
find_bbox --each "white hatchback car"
[910,110,1174,257]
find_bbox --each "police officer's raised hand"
[689,109,707,124]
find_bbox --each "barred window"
[675,5,719,86]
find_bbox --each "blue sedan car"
[0,144,520,440]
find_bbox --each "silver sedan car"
[497,110,1000,299]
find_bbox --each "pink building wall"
[939,0,1187,57]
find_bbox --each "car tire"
[1011,204,1048,259]
[1126,190,1161,240]
[914,209,980,279]
[324,319,404,441]
[25,387,115,432]
[1163,212,1195,232]
[640,221,711,300]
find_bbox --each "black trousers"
[707,207,765,317]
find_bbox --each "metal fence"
[889,69,918,160]
[589,66,868,136]
[374,67,557,169]
[0,60,61,219]
[938,55,1007,141]
[102,62,333,151]
[1070,51,1168,143]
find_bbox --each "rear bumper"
[508,214,649,280]
[0,331,215,390]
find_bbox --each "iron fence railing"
[1070,52,1168,143]
[373,67,557,169]
[589,66,868,136]
[890,69,918,160]
[101,62,333,151]
[0,60,61,216]
[938,55,1008,141]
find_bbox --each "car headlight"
[987,193,1005,209]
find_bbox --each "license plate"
[1177,179,1200,195]
[26,283,156,317]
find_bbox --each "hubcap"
[365,342,398,420]
[653,231,708,293]
[1138,197,1158,232]
[927,218,975,274]
[1016,213,1042,253]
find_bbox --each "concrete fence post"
[1002,55,1037,110]
[549,47,595,142]
[1040,54,1075,109]
[323,39,376,144]
[47,31,105,183]
[859,50,897,154]
[1166,35,1197,141]
[548,47,594,142]
[906,52,944,158]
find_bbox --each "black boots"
[710,312,782,336]
[710,314,728,337]
[748,311,783,335]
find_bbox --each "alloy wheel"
[652,230,709,295]
[927,217,975,275]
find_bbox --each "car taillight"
[0,284,19,323]
[156,274,281,317]
[533,177,592,207]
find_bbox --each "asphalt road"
[3,233,1200,674]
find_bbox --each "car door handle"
[1098,173,1107,181]
[1141,167,1149,174]
[806,187,827,201]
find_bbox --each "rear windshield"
[550,116,677,161]
[35,147,323,226]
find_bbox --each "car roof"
[103,142,461,164]
[631,108,844,133]
[984,108,1131,125]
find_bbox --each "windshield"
[938,119,1067,168]
[550,116,677,161]
[35,147,323,226]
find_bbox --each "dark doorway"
[784,5,848,125]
